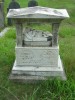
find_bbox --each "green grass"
[0,0,75,100]
[0,26,75,100]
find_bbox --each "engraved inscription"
[16,48,58,67]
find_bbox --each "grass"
[0,0,75,100]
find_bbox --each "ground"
[0,0,75,100]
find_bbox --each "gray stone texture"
[28,0,38,7]
[7,0,20,25]
[0,2,4,28]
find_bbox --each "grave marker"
[7,0,20,25]
[0,2,4,28]
[28,0,38,7]
[7,6,69,82]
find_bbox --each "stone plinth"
[9,55,66,82]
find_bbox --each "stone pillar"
[0,2,3,12]
[52,23,60,46]
[0,2,4,28]
[15,23,23,46]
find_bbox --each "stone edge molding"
[7,6,69,19]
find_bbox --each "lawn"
[0,0,75,100]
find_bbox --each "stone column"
[52,23,60,46]
[15,23,23,46]
[0,2,4,12]
[0,2,4,28]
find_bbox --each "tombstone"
[7,0,20,26]
[2,0,4,2]
[28,0,38,7]
[0,2,4,28]
[7,6,69,82]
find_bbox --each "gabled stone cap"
[7,6,69,19]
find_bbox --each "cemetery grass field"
[0,0,75,100]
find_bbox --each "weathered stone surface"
[28,0,38,7]
[2,0,4,2]
[23,27,52,46]
[0,2,4,28]
[15,23,23,46]
[7,6,69,82]
[7,0,20,25]
[8,0,20,9]
[9,56,66,82]
[52,23,60,46]
[7,6,69,19]
[16,46,59,67]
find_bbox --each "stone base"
[9,56,66,83]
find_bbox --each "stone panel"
[16,46,59,67]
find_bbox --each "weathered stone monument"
[7,6,69,82]
[28,0,38,7]
[0,1,4,28]
[7,0,20,25]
